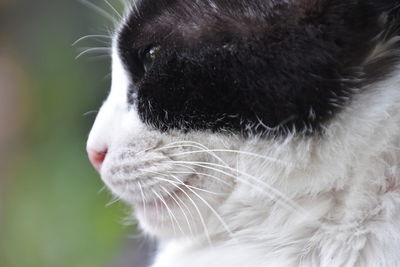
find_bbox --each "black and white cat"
[87,1,400,266]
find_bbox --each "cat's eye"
[143,46,160,73]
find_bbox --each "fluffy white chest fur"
[86,1,400,266]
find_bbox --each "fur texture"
[87,0,400,266]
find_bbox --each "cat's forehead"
[119,0,303,46]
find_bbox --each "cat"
[86,0,400,266]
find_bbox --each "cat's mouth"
[100,140,217,203]
[100,152,211,207]
[101,154,232,235]
[97,138,236,236]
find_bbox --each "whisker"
[103,72,112,80]
[83,110,98,117]
[152,189,183,235]
[158,179,213,245]
[106,195,121,207]
[137,181,147,221]
[106,182,129,207]
[184,185,228,196]
[172,191,196,222]
[77,46,112,51]
[97,185,107,194]
[72,34,111,46]
[78,0,117,22]
[167,160,308,216]
[175,160,295,206]
[158,141,288,166]
[144,167,234,238]
[160,185,193,235]
[75,47,112,59]
[116,0,130,10]
[129,0,140,15]
[169,149,288,166]
[168,174,235,240]
[154,194,162,229]
[104,0,123,19]
[134,171,196,226]
[140,169,228,196]
[155,141,229,166]
[167,169,232,187]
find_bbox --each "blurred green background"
[0,1,136,266]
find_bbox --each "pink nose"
[87,148,108,172]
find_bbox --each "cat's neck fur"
[151,72,400,267]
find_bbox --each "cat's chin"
[132,197,206,238]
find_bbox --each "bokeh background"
[0,1,151,266]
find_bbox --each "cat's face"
[87,0,400,239]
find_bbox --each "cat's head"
[87,0,400,239]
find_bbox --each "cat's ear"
[293,0,400,82]
[295,0,399,47]
[296,0,397,22]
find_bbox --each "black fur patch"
[118,0,400,136]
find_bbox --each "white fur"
[87,27,400,267]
